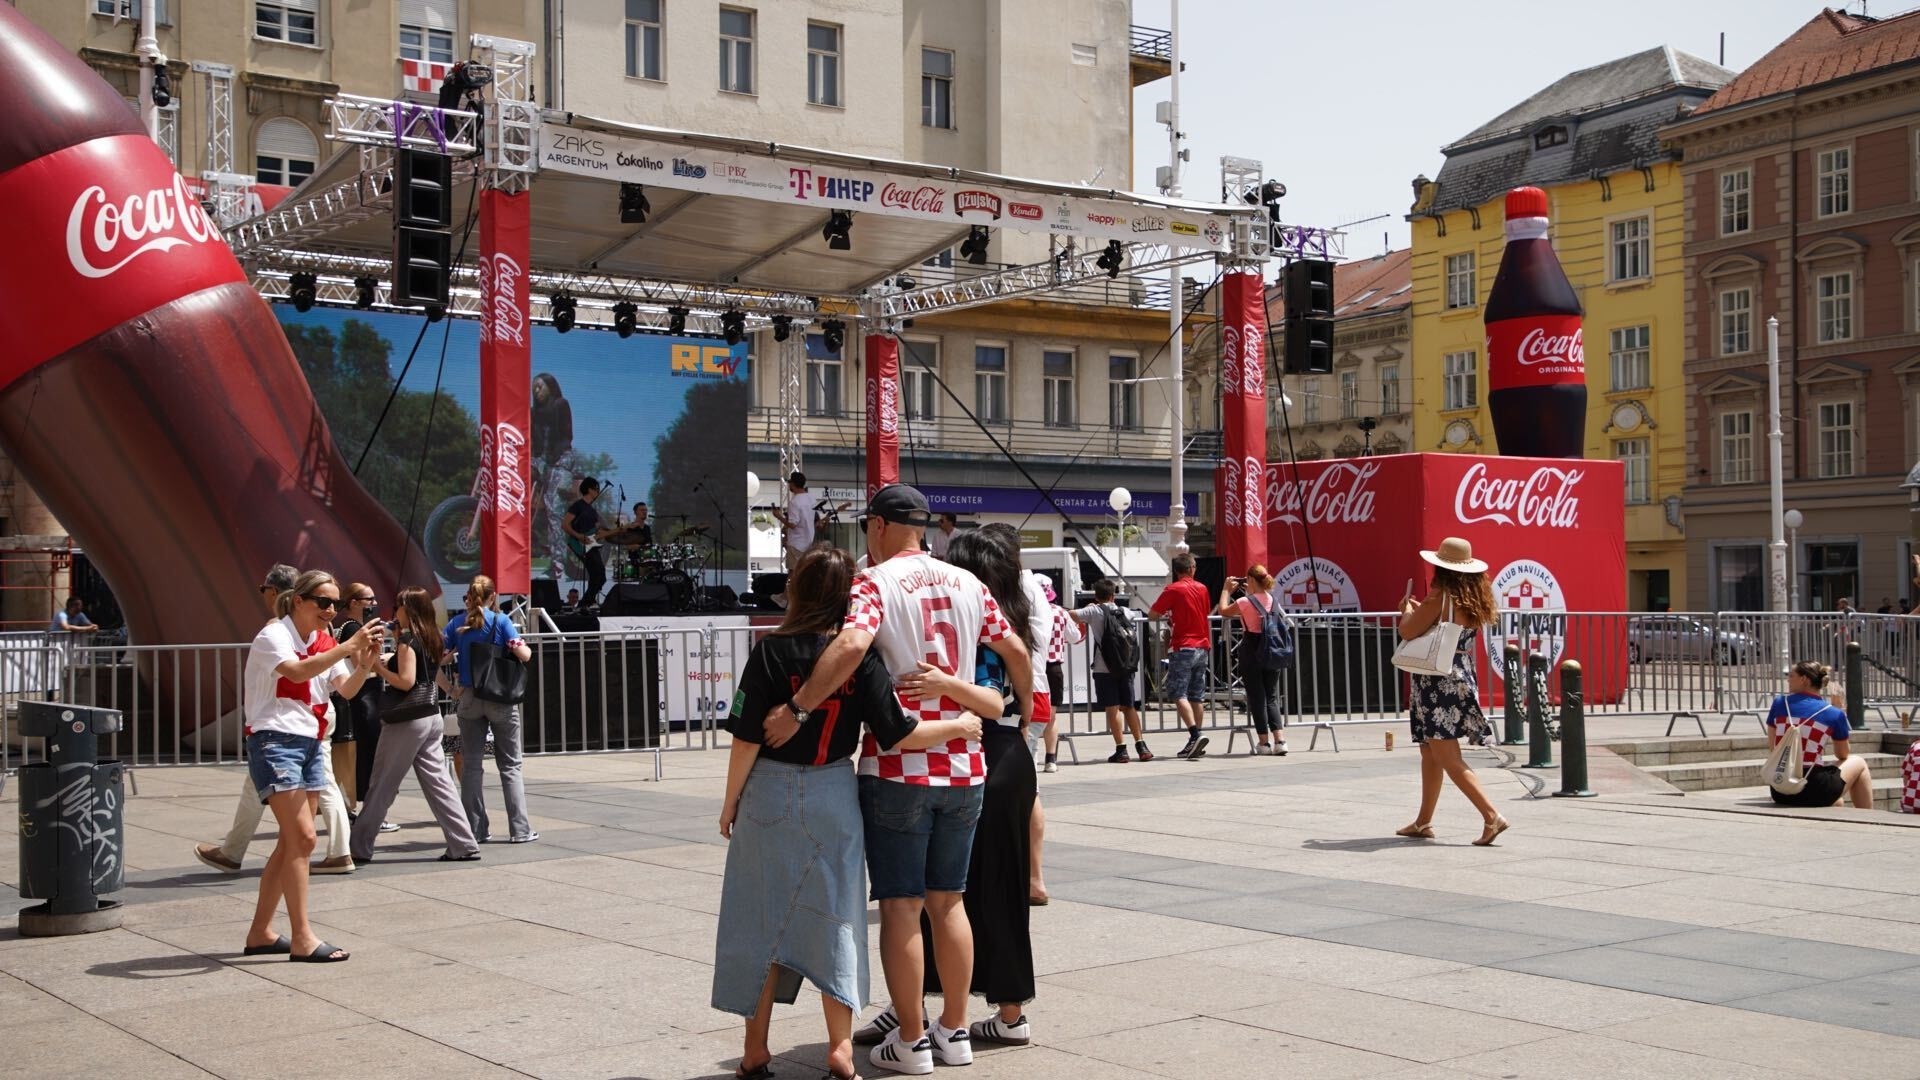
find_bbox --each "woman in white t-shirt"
[1219,564,1288,755]
[242,570,383,964]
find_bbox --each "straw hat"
[1419,537,1488,574]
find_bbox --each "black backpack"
[1239,594,1296,672]
[1097,604,1140,674]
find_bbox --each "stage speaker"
[700,585,740,609]
[602,581,674,617]
[1196,556,1227,599]
[750,573,788,599]
[550,611,600,634]
[531,578,563,611]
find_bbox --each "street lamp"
[1109,486,1132,596]
[1784,508,1803,610]
[746,471,761,501]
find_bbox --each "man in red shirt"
[1150,553,1214,758]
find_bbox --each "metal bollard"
[1845,641,1864,734]
[16,701,126,936]
[1524,651,1554,769]
[1552,661,1596,797]
[1502,644,1524,745]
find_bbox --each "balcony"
[1129,24,1173,86]
[749,408,1181,463]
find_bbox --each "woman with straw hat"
[1396,537,1510,846]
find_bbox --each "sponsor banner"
[478,188,534,594]
[914,486,1198,518]
[538,124,1238,252]
[600,614,749,726]
[1217,269,1269,573]
[864,333,899,498]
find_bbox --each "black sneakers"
[1135,740,1155,762]
[1108,746,1131,764]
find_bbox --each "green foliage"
[650,378,749,570]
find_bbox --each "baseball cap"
[868,484,933,527]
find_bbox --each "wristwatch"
[786,698,810,726]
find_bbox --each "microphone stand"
[691,476,730,610]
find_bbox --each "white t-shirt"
[928,526,954,559]
[846,550,1013,786]
[1019,569,1052,695]
[245,616,355,740]
[784,491,818,552]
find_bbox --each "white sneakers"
[927,1022,972,1066]
[869,1030,933,1075]
[969,1014,1031,1046]
[854,1003,907,1045]
[862,1007,1025,1071]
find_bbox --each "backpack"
[1097,604,1140,674]
[1240,594,1296,672]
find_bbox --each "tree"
[649,378,749,570]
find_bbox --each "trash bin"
[16,701,125,936]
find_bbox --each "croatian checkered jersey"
[1902,738,1920,815]
[1049,603,1082,662]
[1767,692,1851,771]
[848,550,1012,785]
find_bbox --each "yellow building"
[1407,47,1733,611]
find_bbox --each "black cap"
[869,484,933,527]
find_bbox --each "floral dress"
[1410,625,1492,745]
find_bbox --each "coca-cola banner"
[1216,268,1269,574]
[479,188,534,594]
[538,123,1241,253]
[865,333,899,498]
[1263,452,1625,702]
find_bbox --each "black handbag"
[469,638,528,705]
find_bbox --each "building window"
[1616,438,1649,504]
[1912,257,1920,331]
[900,339,938,422]
[1042,350,1075,428]
[1609,216,1651,281]
[625,0,662,80]
[1302,378,1321,423]
[1108,353,1140,430]
[921,48,954,129]
[398,0,456,64]
[806,22,841,107]
[718,7,754,95]
[1817,146,1851,217]
[256,0,318,45]
[804,333,841,416]
[94,0,169,21]
[1443,350,1476,411]
[1380,363,1401,414]
[1533,125,1567,150]
[1720,168,1751,236]
[1609,324,1651,391]
[1806,542,1860,611]
[254,117,318,186]
[1720,287,1752,356]
[974,344,1008,424]
[1718,410,1753,485]
[1714,544,1764,612]
[1339,371,1359,419]
[1817,271,1853,343]
[1818,400,1855,478]
[1444,252,1475,310]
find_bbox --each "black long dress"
[922,647,1035,1005]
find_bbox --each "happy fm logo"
[787,167,875,203]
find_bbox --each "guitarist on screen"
[563,476,618,612]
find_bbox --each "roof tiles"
[1691,7,1920,115]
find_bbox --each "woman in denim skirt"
[714,547,987,1080]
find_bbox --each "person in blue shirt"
[444,574,537,843]
[1767,659,1874,809]
[50,596,95,634]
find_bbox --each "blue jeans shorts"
[1164,646,1211,702]
[858,776,984,901]
[246,730,328,803]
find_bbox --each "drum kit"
[610,522,714,611]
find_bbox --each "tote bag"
[1391,595,1463,677]
[1765,720,1807,795]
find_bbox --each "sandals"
[241,934,291,956]
[1394,823,1435,840]
[735,1064,774,1080]
[291,941,350,963]
[1473,816,1511,847]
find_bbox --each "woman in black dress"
[1397,537,1509,846]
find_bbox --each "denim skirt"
[712,757,869,1016]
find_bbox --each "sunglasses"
[303,594,340,611]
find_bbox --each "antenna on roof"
[1719,32,1725,66]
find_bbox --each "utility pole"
[1162,0,1189,555]
[1767,315,1790,671]
[134,0,166,145]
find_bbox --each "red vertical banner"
[1217,268,1269,574]
[865,332,899,498]
[477,187,533,594]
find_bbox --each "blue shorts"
[858,776,983,901]
[1164,647,1211,702]
[246,730,328,803]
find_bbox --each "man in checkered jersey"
[763,484,1031,1075]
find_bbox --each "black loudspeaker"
[550,611,600,633]
[531,578,563,611]
[750,573,788,599]
[1196,555,1228,598]
[700,585,740,609]
[602,581,674,617]
[1282,257,1336,375]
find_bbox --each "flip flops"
[290,941,350,963]
[241,934,291,956]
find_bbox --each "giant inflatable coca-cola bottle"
[0,7,433,717]
[1484,186,1586,459]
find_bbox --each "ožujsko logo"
[1266,461,1382,528]
[66,174,220,279]
[478,422,530,518]
[1274,557,1360,612]
[1493,559,1567,669]
[880,183,946,214]
[1453,462,1583,528]
[478,253,526,347]
[954,190,1002,219]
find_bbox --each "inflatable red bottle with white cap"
[1484,186,1587,459]
[0,7,432,690]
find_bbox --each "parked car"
[1626,615,1756,663]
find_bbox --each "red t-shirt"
[1152,577,1213,650]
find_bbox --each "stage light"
[619,183,651,224]
[424,304,445,323]
[1095,240,1124,279]
[288,271,317,312]
[352,276,377,310]
[720,309,747,347]
[667,305,689,335]
[151,66,172,109]
[436,61,494,111]
[612,301,638,339]
[822,210,853,251]
[1259,179,1288,223]
[771,314,792,342]
[820,318,845,354]
[959,225,990,266]
[894,275,917,290]
[550,291,577,333]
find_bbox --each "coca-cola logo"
[478,253,526,347]
[1515,326,1583,368]
[1240,321,1265,397]
[1453,462,1583,528]
[1222,458,1242,528]
[65,174,219,279]
[880,183,946,214]
[1220,325,1242,398]
[1239,454,1264,534]
[1267,461,1381,527]
[479,422,530,518]
[878,377,899,436]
